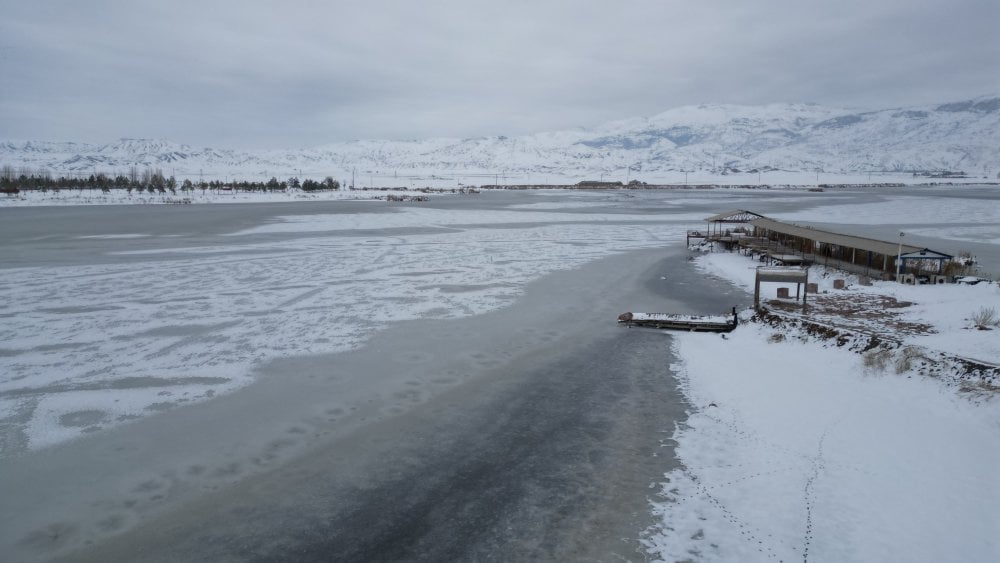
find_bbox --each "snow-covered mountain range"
[3,95,998,183]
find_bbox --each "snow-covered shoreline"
[0,187,447,207]
[647,251,1000,562]
[1,179,997,207]
[695,252,1000,366]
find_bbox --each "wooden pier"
[617,308,739,332]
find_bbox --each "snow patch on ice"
[0,206,685,454]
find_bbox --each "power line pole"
[896,231,905,280]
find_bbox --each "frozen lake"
[1,186,998,560]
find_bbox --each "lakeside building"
[694,210,955,283]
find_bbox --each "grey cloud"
[0,0,996,148]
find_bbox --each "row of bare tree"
[0,165,340,194]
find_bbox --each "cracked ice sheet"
[902,224,1000,246]
[647,325,1000,562]
[227,206,705,236]
[771,194,999,226]
[0,212,683,455]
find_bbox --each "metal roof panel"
[750,217,925,256]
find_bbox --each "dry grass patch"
[863,348,893,374]
[895,346,927,374]
[767,293,933,336]
[971,307,1000,330]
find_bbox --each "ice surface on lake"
[228,206,704,236]
[0,205,682,453]
[2,185,999,562]
[773,192,1000,227]
[905,224,1000,245]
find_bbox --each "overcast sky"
[1,0,997,148]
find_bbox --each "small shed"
[754,266,809,310]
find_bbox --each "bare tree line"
[0,165,340,195]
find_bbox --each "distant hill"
[2,95,998,181]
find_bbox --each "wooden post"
[754,269,761,310]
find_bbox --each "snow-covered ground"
[694,252,1000,364]
[646,251,1000,562]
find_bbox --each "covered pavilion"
[688,209,766,248]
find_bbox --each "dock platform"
[617,308,738,332]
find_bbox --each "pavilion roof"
[750,217,924,257]
[704,209,767,223]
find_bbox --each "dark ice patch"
[59,410,109,428]
[1,376,232,399]
[418,283,513,293]
[37,305,126,314]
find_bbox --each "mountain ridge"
[2,95,998,181]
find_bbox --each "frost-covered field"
[647,252,1000,562]
[0,200,691,452]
